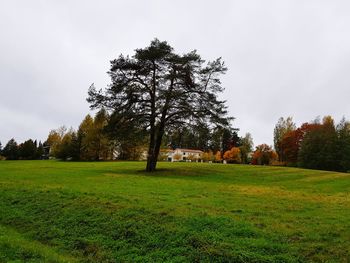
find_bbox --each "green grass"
[0,161,349,262]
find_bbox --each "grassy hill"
[0,161,349,262]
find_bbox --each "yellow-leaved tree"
[215,151,222,162]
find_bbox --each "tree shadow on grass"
[114,168,208,177]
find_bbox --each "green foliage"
[18,139,37,160]
[274,117,296,162]
[1,139,46,160]
[0,161,349,262]
[105,110,147,161]
[36,141,44,159]
[275,116,350,172]
[87,39,232,171]
[298,116,350,172]
[2,138,19,160]
[336,118,350,172]
[239,133,254,164]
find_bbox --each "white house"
[168,148,203,162]
[140,148,204,162]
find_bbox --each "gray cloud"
[1,0,350,146]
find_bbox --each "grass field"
[0,161,349,262]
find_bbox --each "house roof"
[174,148,203,153]
[160,148,174,153]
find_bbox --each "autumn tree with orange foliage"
[223,147,241,163]
[251,144,277,165]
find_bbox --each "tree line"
[44,110,251,162]
[0,110,252,163]
[0,139,46,160]
[274,116,350,172]
[2,113,349,173]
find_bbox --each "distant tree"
[70,132,81,161]
[239,133,254,164]
[2,139,19,160]
[92,109,111,160]
[56,129,79,161]
[280,129,301,165]
[208,126,239,155]
[36,141,44,159]
[105,111,146,160]
[223,147,241,163]
[173,153,182,161]
[164,122,215,152]
[201,150,214,162]
[201,152,209,162]
[194,123,212,151]
[251,144,277,165]
[18,139,37,159]
[298,116,339,171]
[0,141,4,160]
[157,150,169,161]
[187,153,196,162]
[279,122,315,166]
[215,151,222,162]
[87,39,231,171]
[273,117,296,162]
[208,150,215,162]
[45,126,66,157]
[78,115,96,161]
[222,129,240,152]
[336,118,350,172]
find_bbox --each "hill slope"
[0,161,349,262]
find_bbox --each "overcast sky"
[1,0,350,147]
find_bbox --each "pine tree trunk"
[146,125,165,172]
[146,141,156,172]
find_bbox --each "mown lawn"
[0,161,349,262]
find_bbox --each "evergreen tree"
[69,132,81,161]
[2,138,19,160]
[209,127,238,154]
[36,141,44,159]
[88,39,231,171]
[105,110,146,160]
[18,139,37,159]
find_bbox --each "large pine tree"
[88,39,232,171]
